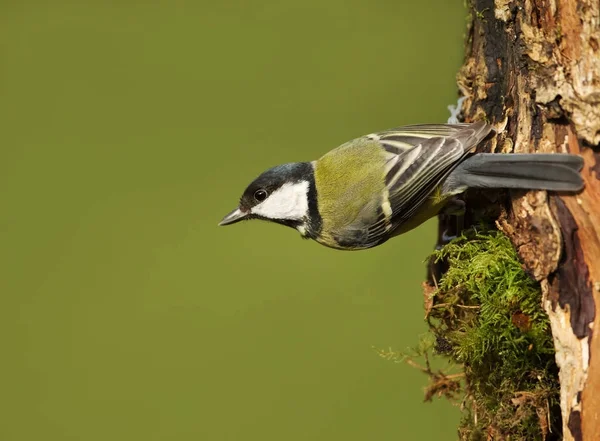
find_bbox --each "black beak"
[218,208,249,226]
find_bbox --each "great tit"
[219,122,584,250]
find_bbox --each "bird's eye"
[254,189,268,202]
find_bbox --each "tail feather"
[443,153,584,194]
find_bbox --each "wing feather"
[388,138,463,215]
[368,123,474,154]
[340,122,492,247]
[386,122,492,226]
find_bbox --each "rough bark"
[452,1,600,439]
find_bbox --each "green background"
[1,2,466,440]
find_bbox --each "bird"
[219,122,584,250]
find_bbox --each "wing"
[349,122,492,247]
[366,123,474,154]
[385,122,492,224]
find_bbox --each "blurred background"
[1,2,467,440]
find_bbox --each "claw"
[441,229,458,244]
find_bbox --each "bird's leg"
[427,198,466,286]
[439,198,466,245]
[442,197,466,216]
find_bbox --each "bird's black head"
[219,162,319,233]
[238,162,313,213]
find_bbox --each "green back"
[314,138,388,242]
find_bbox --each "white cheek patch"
[251,181,309,221]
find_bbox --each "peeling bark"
[451,1,600,439]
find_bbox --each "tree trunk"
[452,1,600,439]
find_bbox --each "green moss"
[423,230,560,440]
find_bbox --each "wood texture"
[454,1,600,439]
